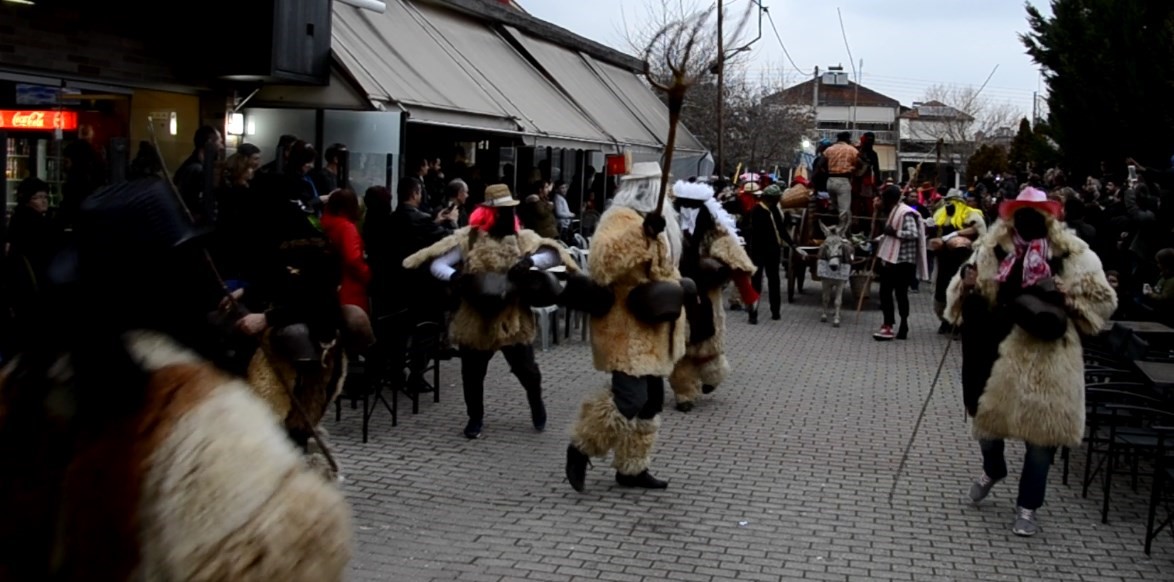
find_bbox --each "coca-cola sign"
[0,110,79,131]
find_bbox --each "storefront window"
[322,110,401,197]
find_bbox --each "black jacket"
[381,204,453,309]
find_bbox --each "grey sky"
[522,0,1050,121]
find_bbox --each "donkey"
[817,222,854,327]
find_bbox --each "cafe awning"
[332,0,614,148]
[503,25,661,150]
[587,58,708,154]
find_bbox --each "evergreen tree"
[1008,117,1035,175]
[967,144,1010,183]
[1022,0,1174,176]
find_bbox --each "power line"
[762,4,815,76]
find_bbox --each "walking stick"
[887,324,959,505]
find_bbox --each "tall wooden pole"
[715,0,724,177]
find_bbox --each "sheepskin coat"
[403,227,578,352]
[0,331,352,581]
[945,219,1116,447]
[589,206,687,377]
[685,225,756,362]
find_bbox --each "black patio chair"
[1100,404,1174,525]
[1078,385,1165,493]
[1145,424,1174,555]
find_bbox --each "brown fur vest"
[403,227,578,352]
[589,206,688,377]
[945,220,1116,447]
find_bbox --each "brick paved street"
[329,282,1173,581]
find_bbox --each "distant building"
[898,100,975,188]
[764,66,900,177]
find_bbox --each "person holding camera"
[945,187,1116,537]
[403,184,579,440]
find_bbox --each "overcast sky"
[522,0,1050,120]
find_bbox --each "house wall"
[900,118,972,142]
[816,105,896,124]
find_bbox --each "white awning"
[587,58,708,153]
[332,0,522,132]
[504,26,661,149]
[332,0,613,147]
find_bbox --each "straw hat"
[482,183,519,207]
[999,186,1062,220]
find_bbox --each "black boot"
[615,470,668,489]
[565,444,590,492]
[528,395,547,431]
[701,384,716,394]
[896,320,909,340]
[748,308,758,325]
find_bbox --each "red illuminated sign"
[0,110,79,131]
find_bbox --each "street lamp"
[801,138,812,150]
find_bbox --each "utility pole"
[715,0,724,177]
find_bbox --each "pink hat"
[999,186,1063,220]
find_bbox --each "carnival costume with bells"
[669,181,757,412]
[403,184,579,439]
[564,162,691,492]
[0,178,351,581]
[946,187,1116,447]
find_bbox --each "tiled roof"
[764,77,901,108]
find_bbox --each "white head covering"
[607,167,682,266]
[672,180,739,238]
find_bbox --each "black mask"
[946,204,956,217]
[1013,208,1048,240]
[489,207,517,238]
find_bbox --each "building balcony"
[815,128,897,144]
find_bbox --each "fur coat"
[945,219,1116,447]
[0,331,352,581]
[403,227,578,352]
[686,226,756,360]
[589,206,687,377]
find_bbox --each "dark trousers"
[611,371,665,420]
[751,251,781,315]
[879,262,915,326]
[981,439,1058,510]
[460,344,542,421]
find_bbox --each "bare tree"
[910,84,1022,180]
[625,0,809,177]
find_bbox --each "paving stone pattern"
[329,283,1173,581]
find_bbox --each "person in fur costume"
[0,179,351,580]
[565,162,689,492]
[944,187,1115,537]
[669,180,757,412]
[403,183,579,439]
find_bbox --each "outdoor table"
[1134,360,1174,392]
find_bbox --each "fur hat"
[672,181,714,201]
[482,183,519,207]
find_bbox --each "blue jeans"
[980,439,1057,510]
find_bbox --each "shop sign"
[0,110,79,131]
